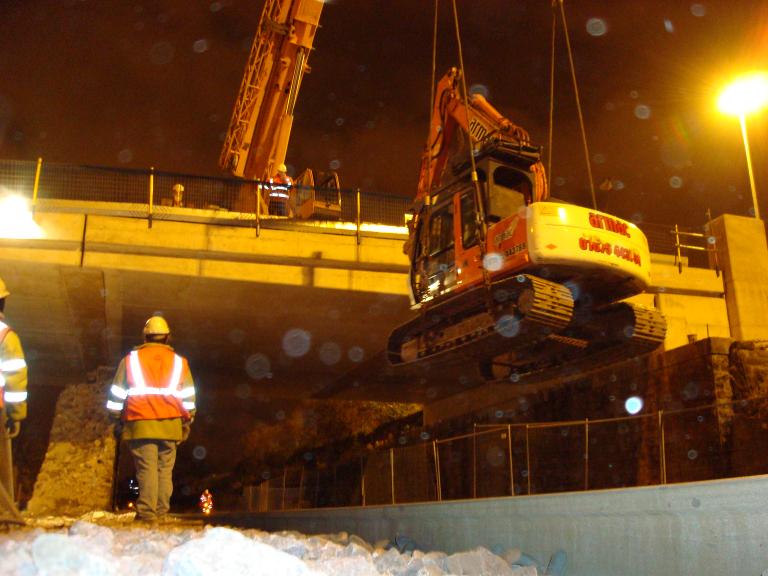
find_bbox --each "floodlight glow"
[0,194,43,239]
[718,72,768,116]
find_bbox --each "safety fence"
[244,395,768,511]
[0,158,411,230]
[0,158,715,259]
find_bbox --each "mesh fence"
[393,443,438,504]
[0,159,411,228]
[249,395,768,511]
[362,451,393,506]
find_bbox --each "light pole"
[718,71,768,219]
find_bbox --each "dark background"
[0,0,766,227]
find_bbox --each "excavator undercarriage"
[387,274,666,384]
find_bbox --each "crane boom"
[219,0,323,182]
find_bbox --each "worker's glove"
[181,423,192,443]
[5,419,20,439]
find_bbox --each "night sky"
[0,0,766,228]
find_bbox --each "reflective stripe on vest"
[0,321,27,407]
[128,350,183,396]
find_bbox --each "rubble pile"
[26,379,116,516]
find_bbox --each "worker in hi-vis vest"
[0,276,27,501]
[106,315,196,523]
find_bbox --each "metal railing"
[0,158,412,231]
[244,395,768,511]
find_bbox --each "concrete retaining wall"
[238,475,768,576]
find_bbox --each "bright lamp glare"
[0,194,43,239]
[718,72,768,116]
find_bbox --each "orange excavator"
[387,67,666,381]
[220,0,340,219]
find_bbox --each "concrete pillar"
[709,214,768,340]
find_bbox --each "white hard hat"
[278,163,287,173]
[0,277,9,299]
[143,315,170,336]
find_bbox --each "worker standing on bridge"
[0,276,27,502]
[106,315,196,523]
[267,163,293,216]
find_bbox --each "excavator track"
[387,274,574,366]
[479,301,667,383]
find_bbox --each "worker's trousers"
[128,439,177,520]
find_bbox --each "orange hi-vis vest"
[122,347,190,421]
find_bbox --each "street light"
[718,71,768,219]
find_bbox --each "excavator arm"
[416,67,547,203]
[219,0,323,183]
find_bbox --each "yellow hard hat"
[278,163,287,173]
[143,315,170,336]
[0,277,9,299]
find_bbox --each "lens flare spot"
[495,314,520,338]
[669,176,683,189]
[483,252,504,271]
[625,396,643,414]
[469,83,490,98]
[586,17,608,37]
[245,353,271,380]
[690,3,706,17]
[149,41,175,66]
[193,38,209,53]
[117,148,134,163]
[318,341,342,366]
[234,383,251,399]
[348,346,365,363]
[634,104,651,119]
[192,446,207,460]
[283,328,311,358]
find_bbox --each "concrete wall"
[638,253,730,350]
[710,214,768,340]
[239,475,768,576]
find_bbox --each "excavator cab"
[408,153,538,307]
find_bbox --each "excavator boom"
[417,67,546,203]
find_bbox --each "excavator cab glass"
[485,165,533,222]
[412,200,456,301]
[460,193,479,249]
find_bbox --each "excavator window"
[460,193,479,249]
[427,202,455,257]
[486,167,531,221]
